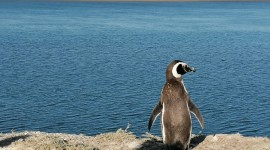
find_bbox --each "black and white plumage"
[148,60,204,150]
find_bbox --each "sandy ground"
[0,129,269,150]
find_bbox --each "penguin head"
[166,60,196,80]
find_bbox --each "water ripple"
[0,2,270,137]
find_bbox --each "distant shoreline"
[63,0,270,1]
[45,0,270,1]
[4,0,270,2]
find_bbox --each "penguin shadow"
[0,135,30,147]
[137,137,166,150]
[189,134,207,149]
[137,135,206,150]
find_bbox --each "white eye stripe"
[172,62,186,78]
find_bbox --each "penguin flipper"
[188,99,205,129]
[148,101,162,131]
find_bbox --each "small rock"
[18,138,24,142]
[127,141,141,149]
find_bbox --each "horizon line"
[4,0,270,2]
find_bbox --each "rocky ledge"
[0,129,269,150]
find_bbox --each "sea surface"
[0,1,270,137]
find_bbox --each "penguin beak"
[185,65,196,72]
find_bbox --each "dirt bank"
[0,129,269,150]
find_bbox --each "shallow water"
[0,2,269,137]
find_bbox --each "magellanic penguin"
[148,60,205,150]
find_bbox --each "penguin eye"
[177,64,183,73]
[177,64,186,75]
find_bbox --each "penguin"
[148,60,204,150]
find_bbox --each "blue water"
[0,2,270,137]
